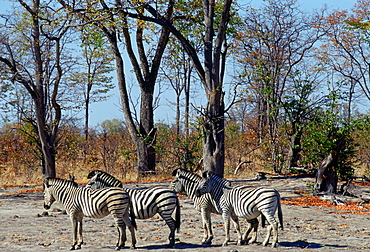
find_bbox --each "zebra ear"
[198,170,203,177]
[201,171,209,178]
[172,169,179,176]
[44,178,50,188]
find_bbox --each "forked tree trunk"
[314,152,338,195]
[314,137,346,195]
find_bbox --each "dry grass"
[0,162,176,188]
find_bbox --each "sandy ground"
[1,175,370,252]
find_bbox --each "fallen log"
[341,181,370,205]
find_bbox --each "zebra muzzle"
[195,189,201,197]
[44,204,50,210]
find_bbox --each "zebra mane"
[172,168,202,178]
[44,177,78,188]
[87,170,118,181]
[87,170,122,187]
[203,171,231,187]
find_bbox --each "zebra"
[170,168,257,245]
[196,171,283,248]
[43,177,137,250]
[86,170,181,248]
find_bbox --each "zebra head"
[86,170,103,189]
[196,171,231,197]
[169,169,185,193]
[43,177,78,210]
[195,171,213,197]
[43,178,55,210]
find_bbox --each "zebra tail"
[277,194,283,230]
[130,209,137,230]
[175,197,181,233]
[261,213,266,228]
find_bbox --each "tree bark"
[314,136,346,195]
[314,152,338,195]
[288,131,303,168]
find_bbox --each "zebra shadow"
[139,241,223,250]
[279,240,348,249]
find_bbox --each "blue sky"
[0,0,359,127]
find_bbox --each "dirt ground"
[1,174,370,252]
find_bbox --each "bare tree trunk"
[314,152,338,195]
[314,137,346,195]
[202,93,225,178]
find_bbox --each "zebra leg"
[243,218,259,244]
[221,212,231,246]
[69,214,79,250]
[200,209,213,244]
[261,211,278,247]
[230,215,243,245]
[122,212,137,249]
[110,211,128,250]
[115,224,126,250]
[76,216,84,249]
[160,214,176,248]
[262,224,272,247]
[270,220,279,248]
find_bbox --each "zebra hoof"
[238,240,247,245]
[202,239,212,245]
[115,246,121,251]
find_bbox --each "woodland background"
[1,0,370,187]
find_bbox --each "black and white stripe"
[196,171,283,247]
[43,177,136,250]
[170,168,247,245]
[86,170,180,248]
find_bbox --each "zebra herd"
[42,169,283,250]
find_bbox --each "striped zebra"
[43,177,137,250]
[86,170,180,248]
[170,168,254,245]
[196,171,283,248]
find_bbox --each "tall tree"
[71,26,115,141]
[58,0,174,177]
[0,0,73,177]
[233,0,325,172]
[132,0,234,177]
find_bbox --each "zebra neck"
[52,186,69,204]
[54,186,80,205]
[183,177,200,199]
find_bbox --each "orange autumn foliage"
[282,196,370,215]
